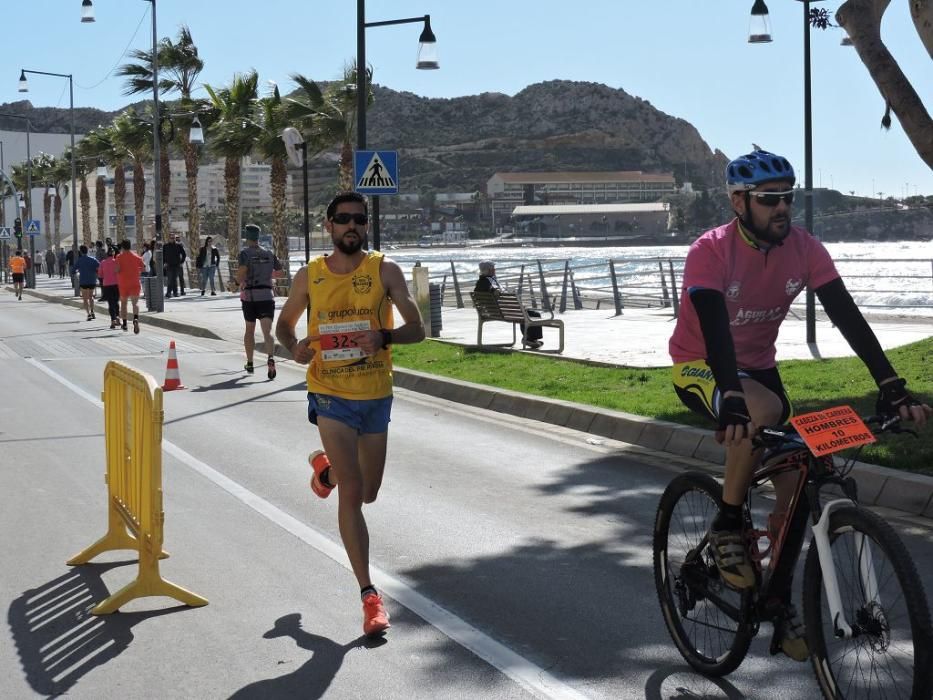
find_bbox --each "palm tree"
[76,127,114,243]
[254,83,291,266]
[318,63,374,191]
[49,158,71,249]
[112,109,153,250]
[117,25,206,259]
[204,70,260,262]
[64,146,93,245]
[29,155,53,250]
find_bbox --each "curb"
[17,287,225,341]
[15,285,933,520]
[392,368,933,521]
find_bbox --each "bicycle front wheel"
[803,506,933,700]
[653,471,754,676]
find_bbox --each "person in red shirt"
[114,239,145,334]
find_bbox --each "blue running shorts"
[307,393,393,434]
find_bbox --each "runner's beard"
[335,232,365,255]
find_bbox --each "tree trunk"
[160,146,171,237]
[339,141,354,192]
[53,190,62,250]
[43,193,53,250]
[133,162,146,251]
[95,175,106,241]
[270,156,289,269]
[225,157,241,264]
[910,0,933,58]
[184,139,201,289]
[837,0,933,169]
[114,163,127,241]
[80,176,91,246]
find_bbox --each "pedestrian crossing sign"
[25,219,41,236]
[0,226,11,240]
[354,150,398,195]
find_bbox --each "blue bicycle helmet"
[726,149,796,192]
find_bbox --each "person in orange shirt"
[9,250,27,300]
[114,239,145,334]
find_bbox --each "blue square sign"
[354,150,398,195]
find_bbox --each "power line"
[76,6,150,91]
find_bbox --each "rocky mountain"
[364,80,728,192]
[1,80,728,193]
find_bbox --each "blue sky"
[4,0,931,199]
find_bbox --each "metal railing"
[414,257,933,318]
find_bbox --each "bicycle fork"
[811,498,881,639]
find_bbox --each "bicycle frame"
[749,436,879,640]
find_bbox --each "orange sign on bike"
[790,405,876,456]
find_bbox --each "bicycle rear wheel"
[803,506,933,700]
[653,471,755,676]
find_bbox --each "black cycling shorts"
[672,360,793,425]
[241,299,275,323]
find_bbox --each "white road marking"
[25,357,591,700]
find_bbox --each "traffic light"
[13,217,22,241]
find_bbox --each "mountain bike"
[653,408,933,699]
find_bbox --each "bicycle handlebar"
[753,413,912,451]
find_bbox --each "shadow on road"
[7,562,192,696]
[644,664,745,699]
[228,613,384,699]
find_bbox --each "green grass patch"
[393,338,933,474]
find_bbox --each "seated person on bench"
[473,260,543,349]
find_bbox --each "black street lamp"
[356,0,438,251]
[0,112,32,283]
[18,69,79,296]
[82,0,166,311]
[748,0,818,343]
[281,126,310,265]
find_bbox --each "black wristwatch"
[380,329,392,349]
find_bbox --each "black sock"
[713,503,743,531]
[319,467,333,488]
[360,585,377,600]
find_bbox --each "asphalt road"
[2,293,932,699]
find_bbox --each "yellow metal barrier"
[67,360,208,614]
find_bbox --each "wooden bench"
[470,290,564,353]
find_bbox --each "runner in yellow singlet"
[276,192,425,637]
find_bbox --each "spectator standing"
[141,243,153,277]
[196,236,220,296]
[74,245,100,321]
[65,248,75,278]
[57,249,66,278]
[163,234,186,297]
[44,249,56,278]
[98,248,120,329]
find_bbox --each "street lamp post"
[82,0,165,310]
[748,0,819,343]
[280,126,310,265]
[357,0,438,251]
[18,70,78,295]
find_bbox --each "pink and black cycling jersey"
[669,219,840,370]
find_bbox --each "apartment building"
[487,170,676,224]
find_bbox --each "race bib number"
[790,405,876,456]
[318,320,370,361]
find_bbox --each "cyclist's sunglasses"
[330,213,369,225]
[750,190,794,207]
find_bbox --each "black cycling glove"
[876,378,921,416]
[718,395,752,432]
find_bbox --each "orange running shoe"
[362,592,390,636]
[308,450,333,499]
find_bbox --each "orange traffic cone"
[162,340,186,391]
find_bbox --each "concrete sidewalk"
[11,274,933,520]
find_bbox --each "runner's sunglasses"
[750,190,794,207]
[330,213,369,225]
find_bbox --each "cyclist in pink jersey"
[668,148,930,661]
